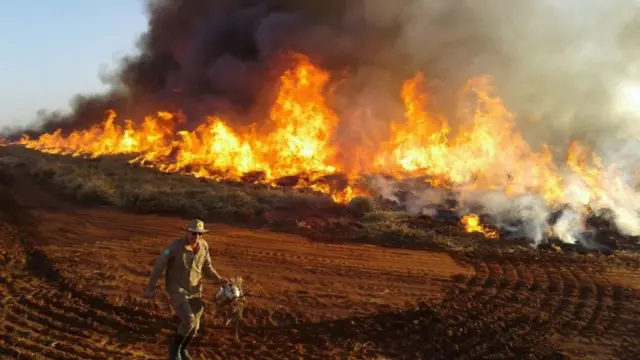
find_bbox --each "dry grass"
[0,146,482,251]
[357,211,434,245]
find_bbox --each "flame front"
[16,54,625,238]
[20,110,177,158]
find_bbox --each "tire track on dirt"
[569,266,601,334]
[441,252,640,359]
[456,259,545,358]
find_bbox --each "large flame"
[18,110,178,158]
[16,54,627,237]
[133,56,340,179]
[375,75,566,203]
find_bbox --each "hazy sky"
[0,1,148,128]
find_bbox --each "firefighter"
[144,219,228,360]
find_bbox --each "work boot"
[168,332,185,360]
[180,330,196,360]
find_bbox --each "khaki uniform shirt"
[146,237,222,300]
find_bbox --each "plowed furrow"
[483,261,506,289]
[567,267,599,332]
[0,344,41,360]
[528,263,548,292]
[501,260,520,288]
[545,265,564,295]
[5,303,125,357]
[551,267,579,334]
[604,285,626,333]
[4,278,119,337]
[534,264,557,317]
[2,271,121,340]
[3,313,112,359]
[17,297,121,336]
[513,261,534,291]
[2,322,86,360]
[10,299,113,338]
[8,263,169,337]
[444,295,536,359]
[580,284,615,337]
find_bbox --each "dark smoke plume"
[7,0,395,138]
[7,0,640,152]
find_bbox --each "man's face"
[186,231,202,244]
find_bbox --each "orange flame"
[19,110,176,158]
[16,54,619,231]
[375,74,566,203]
[461,214,499,239]
[18,55,358,201]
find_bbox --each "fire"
[127,55,356,201]
[19,110,176,158]
[461,214,499,239]
[259,55,339,178]
[375,75,566,203]
[15,53,620,238]
[17,54,357,202]
[374,73,450,180]
[566,141,606,206]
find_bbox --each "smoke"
[9,0,640,141]
[358,0,640,245]
[552,208,585,244]
[7,0,640,244]
[362,0,640,149]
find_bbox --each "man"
[144,219,228,360]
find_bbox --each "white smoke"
[351,0,640,246]
[368,176,400,204]
[552,208,584,244]
[353,0,640,142]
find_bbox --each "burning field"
[5,0,640,249]
[10,53,640,251]
[3,0,640,358]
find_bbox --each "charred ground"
[1,146,640,359]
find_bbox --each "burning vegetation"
[12,54,638,248]
[6,1,640,249]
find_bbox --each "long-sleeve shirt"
[146,237,222,299]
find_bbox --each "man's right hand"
[143,288,155,299]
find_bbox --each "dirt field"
[1,158,640,359]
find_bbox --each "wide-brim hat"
[185,219,209,233]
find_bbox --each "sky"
[0,0,148,128]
